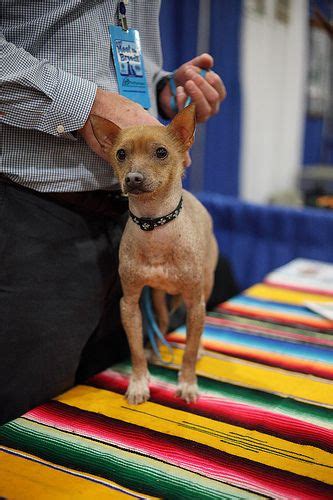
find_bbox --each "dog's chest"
[140,248,183,293]
[120,212,204,293]
[121,231,187,293]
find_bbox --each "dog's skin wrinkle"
[90,105,218,404]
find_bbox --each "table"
[1,280,332,499]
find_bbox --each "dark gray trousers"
[0,182,129,424]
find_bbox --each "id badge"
[109,25,151,110]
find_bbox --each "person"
[0,0,234,425]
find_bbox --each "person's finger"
[184,80,211,122]
[80,120,110,162]
[189,53,214,70]
[205,70,227,102]
[185,68,220,114]
[176,85,187,110]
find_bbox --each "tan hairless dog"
[91,104,218,404]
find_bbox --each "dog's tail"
[170,294,183,314]
[151,290,183,335]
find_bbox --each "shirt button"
[57,125,65,134]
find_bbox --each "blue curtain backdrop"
[303,0,333,166]
[205,0,242,195]
[159,0,242,196]
[159,0,200,71]
[303,118,326,164]
[199,193,333,290]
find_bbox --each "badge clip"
[118,1,128,31]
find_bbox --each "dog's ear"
[90,114,121,149]
[168,103,196,150]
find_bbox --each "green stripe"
[111,362,333,427]
[209,312,333,342]
[0,419,260,500]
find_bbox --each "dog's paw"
[176,381,199,403]
[125,376,150,405]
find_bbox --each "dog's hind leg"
[204,235,219,303]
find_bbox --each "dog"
[91,104,218,404]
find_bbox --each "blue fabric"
[177,324,333,362]
[199,192,333,290]
[159,0,242,196]
[303,0,333,166]
[159,0,200,72]
[159,0,200,190]
[204,0,242,196]
[303,118,325,165]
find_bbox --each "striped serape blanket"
[1,282,333,499]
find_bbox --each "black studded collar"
[128,196,183,231]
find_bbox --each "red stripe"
[87,371,333,452]
[206,315,333,347]
[219,303,333,331]
[25,400,333,499]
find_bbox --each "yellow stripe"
[56,385,333,485]
[0,446,150,500]
[159,346,333,406]
[245,283,333,305]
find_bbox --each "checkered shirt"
[1,0,165,192]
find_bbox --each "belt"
[0,175,129,218]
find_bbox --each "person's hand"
[79,89,160,163]
[159,53,226,123]
[80,88,191,167]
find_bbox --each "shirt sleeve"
[0,35,97,137]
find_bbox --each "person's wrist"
[156,76,170,119]
[80,89,121,132]
[88,88,110,117]
[158,78,177,120]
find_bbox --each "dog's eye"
[116,149,126,161]
[155,147,168,159]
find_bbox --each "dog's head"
[90,104,196,196]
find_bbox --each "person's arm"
[1,34,161,164]
[0,35,97,136]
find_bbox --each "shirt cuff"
[39,69,97,137]
[156,73,175,120]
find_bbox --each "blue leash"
[142,69,206,359]
[168,68,207,112]
[141,287,174,364]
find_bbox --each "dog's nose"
[125,172,144,187]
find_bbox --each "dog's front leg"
[177,293,205,403]
[120,288,150,404]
